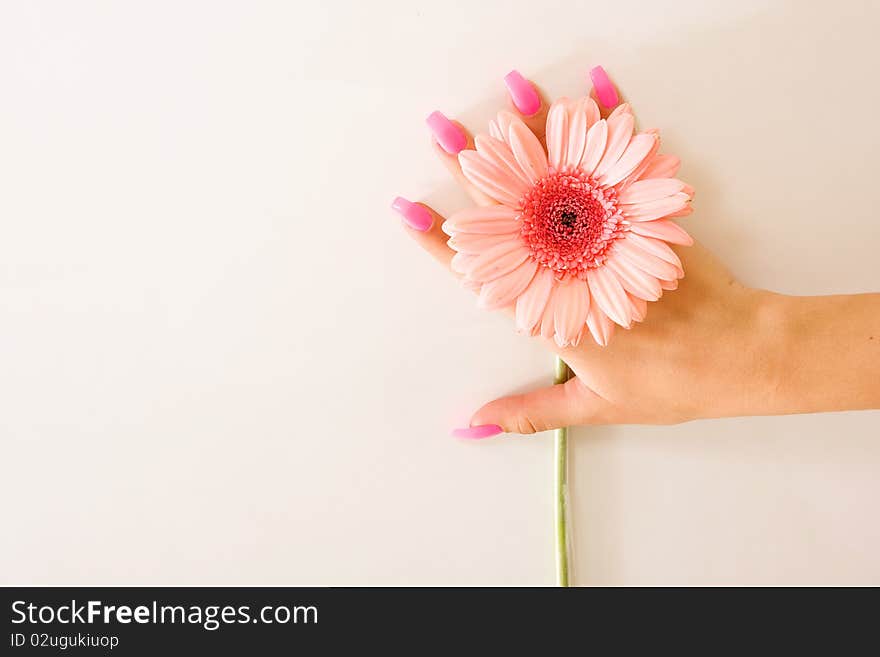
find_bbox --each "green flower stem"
[554,357,571,587]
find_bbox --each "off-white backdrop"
[2,0,878,585]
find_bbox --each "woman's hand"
[393,69,880,436]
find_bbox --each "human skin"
[394,71,880,435]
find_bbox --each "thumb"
[467,377,598,436]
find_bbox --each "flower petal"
[593,113,634,179]
[618,178,686,205]
[667,205,693,218]
[628,293,648,323]
[465,239,530,283]
[660,278,679,291]
[579,119,608,176]
[495,111,517,144]
[448,231,518,254]
[622,192,690,222]
[553,277,590,347]
[539,284,559,339]
[600,134,658,187]
[489,118,504,142]
[459,151,524,206]
[508,120,549,183]
[586,297,616,346]
[641,153,680,179]
[587,266,632,328]
[613,236,680,281]
[583,97,601,129]
[515,267,556,335]
[617,131,662,190]
[462,278,482,292]
[443,206,521,236]
[478,258,538,311]
[603,251,662,301]
[475,135,532,192]
[451,252,476,274]
[608,102,632,120]
[546,99,569,170]
[565,100,588,169]
[628,219,694,246]
[625,233,683,275]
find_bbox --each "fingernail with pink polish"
[391,197,433,231]
[452,424,504,439]
[590,65,619,108]
[504,70,541,117]
[426,111,467,154]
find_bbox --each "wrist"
[707,286,793,419]
[748,289,795,415]
[750,290,880,415]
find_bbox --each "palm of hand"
[399,75,759,433]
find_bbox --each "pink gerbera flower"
[443,98,694,347]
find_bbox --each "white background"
[2,0,878,585]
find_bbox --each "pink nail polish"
[391,197,433,231]
[426,111,467,154]
[504,70,541,117]
[451,424,504,439]
[589,65,619,108]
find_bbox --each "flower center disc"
[519,170,625,279]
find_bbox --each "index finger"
[589,65,627,119]
[503,70,550,143]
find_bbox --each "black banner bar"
[0,586,870,653]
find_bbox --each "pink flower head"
[444,98,694,347]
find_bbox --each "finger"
[390,197,454,269]
[431,137,496,208]
[502,70,550,143]
[391,197,527,313]
[460,376,611,436]
[427,112,495,207]
[588,65,626,119]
